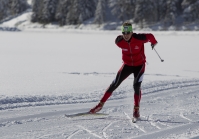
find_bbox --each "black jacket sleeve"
[115,35,123,44]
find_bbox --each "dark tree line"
[31,0,199,28]
[0,0,199,29]
[31,0,97,25]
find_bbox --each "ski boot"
[133,106,140,118]
[89,102,104,113]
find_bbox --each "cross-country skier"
[89,22,158,119]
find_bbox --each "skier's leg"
[134,82,142,106]
[133,64,145,117]
[90,64,132,113]
[133,64,145,106]
[101,64,132,102]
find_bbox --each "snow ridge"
[0,78,199,110]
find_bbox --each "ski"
[65,112,108,118]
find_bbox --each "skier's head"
[122,22,133,41]
[122,22,133,34]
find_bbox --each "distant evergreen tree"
[0,0,28,22]
[181,0,197,9]
[32,0,57,24]
[32,0,96,25]
[55,0,71,26]
[157,0,167,22]
[134,0,157,28]
[164,0,182,26]
[41,0,51,23]
[144,0,158,23]
[182,0,199,22]
[190,0,199,22]
[66,0,96,25]
[0,0,8,21]
[31,0,43,22]
[66,0,82,25]
[10,0,28,15]
[110,0,124,21]
[94,0,106,24]
[41,0,58,23]
[110,0,134,22]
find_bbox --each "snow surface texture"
[0,30,199,139]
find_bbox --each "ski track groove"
[179,112,192,122]
[66,129,82,139]
[143,115,161,130]
[77,125,103,139]
[149,120,161,130]
[123,112,146,133]
[142,79,199,96]
[157,120,172,128]
[132,120,199,139]
[102,121,118,139]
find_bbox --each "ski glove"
[151,42,157,50]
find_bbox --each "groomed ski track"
[0,79,199,139]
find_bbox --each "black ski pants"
[106,64,145,95]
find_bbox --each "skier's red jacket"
[115,33,157,66]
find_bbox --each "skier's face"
[122,32,133,41]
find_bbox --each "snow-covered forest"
[0,0,199,30]
[31,0,199,30]
[0,0,29,21]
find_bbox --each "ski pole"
[154,48,164,62]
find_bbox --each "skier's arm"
[115,35,123,48]
[133,33,158,49]
[145,34,158,50]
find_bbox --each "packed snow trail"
[0,79,199,139]
[1,78,199,110]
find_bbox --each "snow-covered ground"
[0,30,199,139]
[1,12,199,139]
